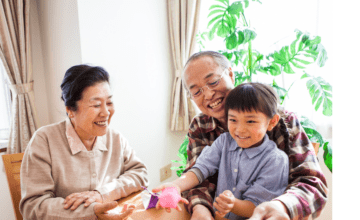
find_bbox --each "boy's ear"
[267,113,280,131]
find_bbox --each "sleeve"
[272,111,328,220]
[242,150,289,207]
[181,118,217,216]
[192,137,224,181]
[19,132,97,220]
[95,135,149,202]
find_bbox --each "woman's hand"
[63,190,103,210]
[94,202,135,220]
[213,190,235,218]
[152,183,189,213]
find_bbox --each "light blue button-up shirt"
[191,133,289,220]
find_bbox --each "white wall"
[76,0,187,189]
[30,0,50,128]
[35,0,83,123]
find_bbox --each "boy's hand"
[152,183,189,213]
[152,182,181,195]
[213,190,235,217]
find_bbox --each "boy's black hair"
[225,82,279,120]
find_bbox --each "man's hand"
[248,201,290,220]
[191,204,214,220]
[94,202,135,220]
[213,190,235,218]
[63,191,103,210]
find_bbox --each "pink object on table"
[158,187,182,208]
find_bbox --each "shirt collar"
[206,115,228,133]
[243,134,273,159]
[65,118,108,155]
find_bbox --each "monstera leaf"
[196,31,208,51]
[271,80,287,104]
[234,71,251,86]
[300,116,332,172]
[171,136,189,177]
[207,0,257,49]
[264,30,328,74]
[323,141,332,172]
[301,73,332,116]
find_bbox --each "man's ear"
[228,67,235,85]
[267,113,280,131]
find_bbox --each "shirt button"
[92,173,97,178]
[89,152,94,156]
[234,169,238,172]
[233,187,236,192]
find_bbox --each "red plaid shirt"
[182,109,328,220]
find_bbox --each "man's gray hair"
[184,51,231,70]
[182,51,231,96]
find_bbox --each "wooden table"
[116,191,191,220]
[115,191,229,220]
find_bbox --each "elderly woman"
[19,65,148,219]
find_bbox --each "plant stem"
[248,41,252,82]
[281,80,297,105]
[241,12,248,27]
[241,11,252,82]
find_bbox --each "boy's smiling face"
[227,109,278,148]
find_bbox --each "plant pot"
[312,142,320,156]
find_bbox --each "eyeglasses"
[189,68,228,99]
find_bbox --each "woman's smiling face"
[67,82,114,142]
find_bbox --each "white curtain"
[0,0,38,154]
[168,0,202,131]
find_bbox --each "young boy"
[153,83,289,220]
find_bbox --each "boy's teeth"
[95,121,106,125]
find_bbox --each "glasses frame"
[189,68,228,99]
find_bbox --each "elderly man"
[181,51,327,220]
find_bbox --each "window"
[197,0,332,138]
[0,60,12,143]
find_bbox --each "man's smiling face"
[184,56,235,126]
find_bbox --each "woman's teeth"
[209,99,222,109]
[95,121,107,125]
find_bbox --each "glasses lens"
[190,69,227,98]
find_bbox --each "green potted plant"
[172,0,332,174]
